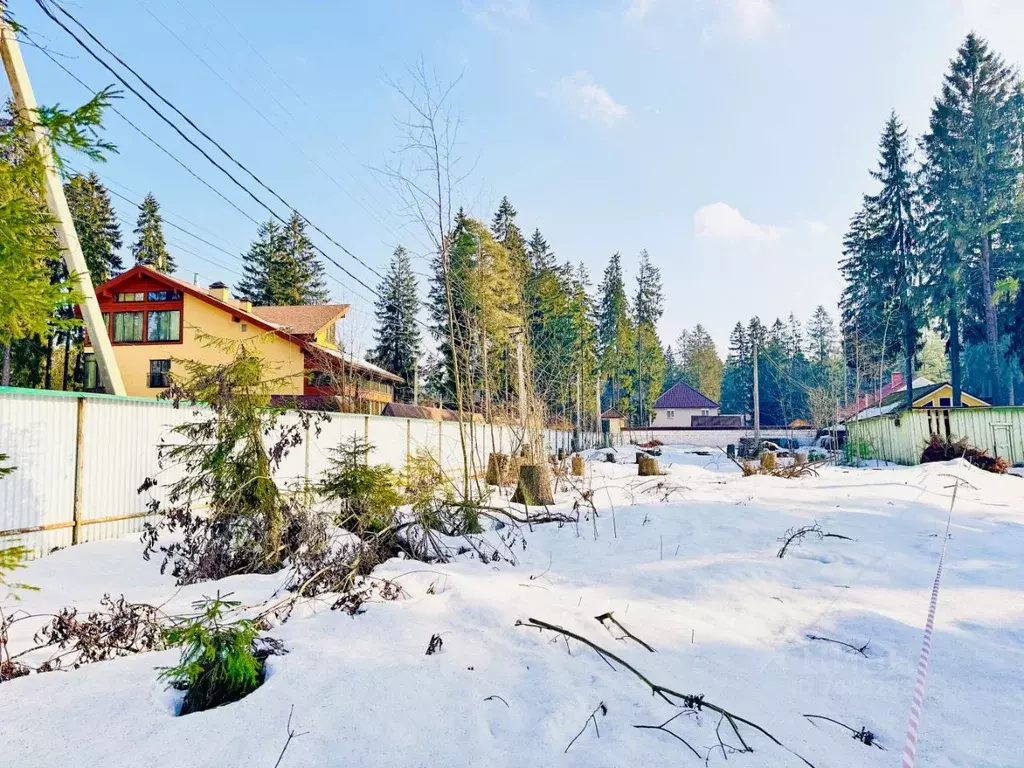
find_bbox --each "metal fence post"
[71,396,86,545]
[406,418,412,468]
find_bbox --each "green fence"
[846,407,1024,466]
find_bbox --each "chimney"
[239,300,253,313]
[890,371,905,390]
[208,281,231,302]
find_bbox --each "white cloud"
[694,203,783,241]
[462,0,530,26]
[624,0,657,20]
[549,71,629,126]
[703,0,779,40]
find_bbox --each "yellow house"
[82,265,401,413]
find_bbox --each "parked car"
[772,437,801,451]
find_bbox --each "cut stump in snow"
[571,455,585,477]
[637,456,661,476]
[512,464,555,505]
[486,453,510,485]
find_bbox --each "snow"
[2,452,1023,767]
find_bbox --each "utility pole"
[575,364,582,449]
[0,18,125,395]
[752,333,761,448]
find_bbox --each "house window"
[112,311,144,342]
[115,291,145,302]
[147,310,181,342]
[701,408,710,416]
[939,397,951,407]
[147,290,180,302]
[309,371,333,388]
[148,359,171,388]
[667,410,675,419]
[82,353,98,390]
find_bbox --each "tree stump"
[794,451,807,466]
[760,451,777,471]
[486,453,510,485]
[637,456,661,476]
[571,455,585,477]
[511,464,555,505]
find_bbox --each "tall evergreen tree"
[633,250,663,327]
[526,228,554,274]
[131,192,173,273]
[491,196,528,279]
[64,172,122,285]
[236,215,330,306]
[807,305,837,366]
[597,252,634,414]
[720,322,751,415]
[236,220,284,305]
[282,212,329,304]
[921,34,1022,405]
[676,324,723,403]
[369,246,421,402]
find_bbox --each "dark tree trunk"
[949,301,962,407]
[61,333,72,391]
[1,344,10,386]
[903,305,915,411]
[44,333,54,390]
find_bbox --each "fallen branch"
[805,634,869,657]
[777,522,852,558]
[633,710,700,759]
[272,705,309,768]
[425,633,443,655]
[803,714,883,749]
[595,611,656,652]
[564,701,607,753]
[483,694,509,708]
[516,618,816,767]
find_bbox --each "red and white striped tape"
[901,475,960,768]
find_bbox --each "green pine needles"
[319,437,403,535]
[159,593,263,716]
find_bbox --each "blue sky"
[13,0,1024,355]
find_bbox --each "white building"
[650,380,720,427]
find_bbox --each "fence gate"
[992,423,1014,461]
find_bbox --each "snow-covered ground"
[2,449,1022,767]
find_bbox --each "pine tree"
[64,172,122,285]
[633,250,663,327]
[526,228,554,275]
[369,246,421,402]
[807,305,836,366]
[921,34,1021,405]
[676,324,723,403]
[720,322,751,415]
[131,192,173,273]
[491,196,528,279]
[597,252,634,414]
[236,220,283,305]
[282,212,329,304]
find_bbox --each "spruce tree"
[64,172,123,285]
[370,246,421,402]
[132,193,173,273]
[807,305,836,366]
[677,324,723,403]
[633,250,663,327]
[720,322,751,415]
[921,34,1021,405]
[282,212,329,304]
[526,228,554,275]
[236,220,284,305]
[491,196,528,279]
[597,252,634,414]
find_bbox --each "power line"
[40,0,386,283]
[27,32,262,227]
[34,0,383,305]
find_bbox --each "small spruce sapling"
[159,593,268,715]
[319,437,403,534]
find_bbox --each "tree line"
[841,33,1024,408]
